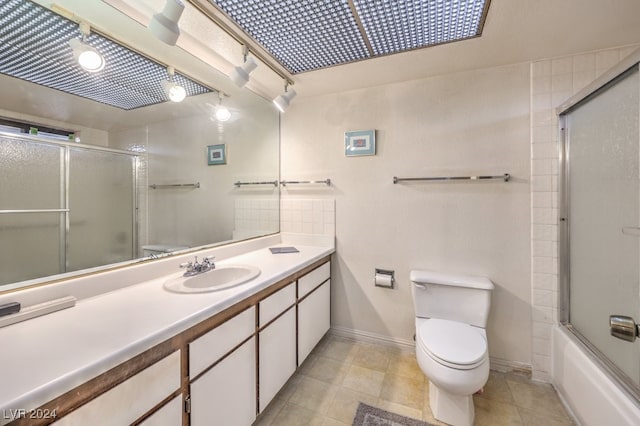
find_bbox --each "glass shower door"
[67,147,136,272]
[0,137,66,285]
[563,65,640,388]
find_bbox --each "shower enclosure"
[560,60,640,400]
[0,132,138,287]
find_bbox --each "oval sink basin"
[164,264,261,293]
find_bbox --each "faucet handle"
[203,256,215,262]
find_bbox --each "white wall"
[281,63,532,366]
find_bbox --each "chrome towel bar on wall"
[393,174,510,184]
[234,180,279,187]
[149,182,200,189]
[280,179,331,186]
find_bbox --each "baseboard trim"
[329,326,534,377]
[329,326,415,351]
[489,356,533,376]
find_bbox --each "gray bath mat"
[352,402,433,426]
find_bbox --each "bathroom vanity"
[0,237,333,425]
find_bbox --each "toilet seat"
[417,319,487,370]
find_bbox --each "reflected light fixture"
[273,83,296,113]
[215,92,231,121]
[162,66,186,102]
[149,0,185,46]
[230,46,257,88]
[69,22,105,73]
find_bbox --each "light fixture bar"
[185,0,293,85]
[347,0,373,56]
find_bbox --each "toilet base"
[429,381,474,426]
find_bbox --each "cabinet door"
[53,351,181,426]
[139,396,182,426]
[259,308,296,412]
[190,338,256,426]
[298,280,330,364]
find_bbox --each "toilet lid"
[418,319,487,366]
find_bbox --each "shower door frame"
[558,53,640,403]
[0,131,139,281]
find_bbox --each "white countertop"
[0,242,333,417]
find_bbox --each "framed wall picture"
[207,144,226,165]
[345,130,375,156]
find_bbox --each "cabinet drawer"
[298,262,330,299]
[189,306,255,378]
[259,282,295,328]
[54,351,180,426]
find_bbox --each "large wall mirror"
[0,0,280,291]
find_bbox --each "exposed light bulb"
[167,82,186,102]
[162,66,186,102]
[69,38,105,73]
[215,106,231,121]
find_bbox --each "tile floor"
[254,335,575,426]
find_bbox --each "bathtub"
[552,325,640,425]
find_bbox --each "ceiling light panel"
[209,0,369,74]
[353,0,488,56]
[0,0,210,110]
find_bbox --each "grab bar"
[234,180,279,187]
[280,179,331,186]
[393,174,510,184]
[149,182,200,189]
[0,209,70,214]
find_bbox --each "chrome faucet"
[180,256,215,277]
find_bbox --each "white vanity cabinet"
[53,351,181,426]
[297,262,331,364]
[189,307,256,426]
[24,256,331,426]
[258,282,297,412]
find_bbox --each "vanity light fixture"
[149,0,185,46]
[69,22,105,73]
[272,82,296,113]
[229,46,258,88]
[162,66,186,102]
[215,92,231,121]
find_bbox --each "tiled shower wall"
[530,45,639,381]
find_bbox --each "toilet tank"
[410,270,494,328]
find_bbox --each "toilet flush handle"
[414,283,427,290]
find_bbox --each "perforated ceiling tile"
[353,0,488,56]
[209,0,369,74]
[0,0,210,110]
[209,0,490,74]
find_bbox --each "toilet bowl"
[415,318,489,426]
[410,270,494,426]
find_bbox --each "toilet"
[410,270,494,426]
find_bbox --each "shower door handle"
[609,315,639,342]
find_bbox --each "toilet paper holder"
[375,268,395,289]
